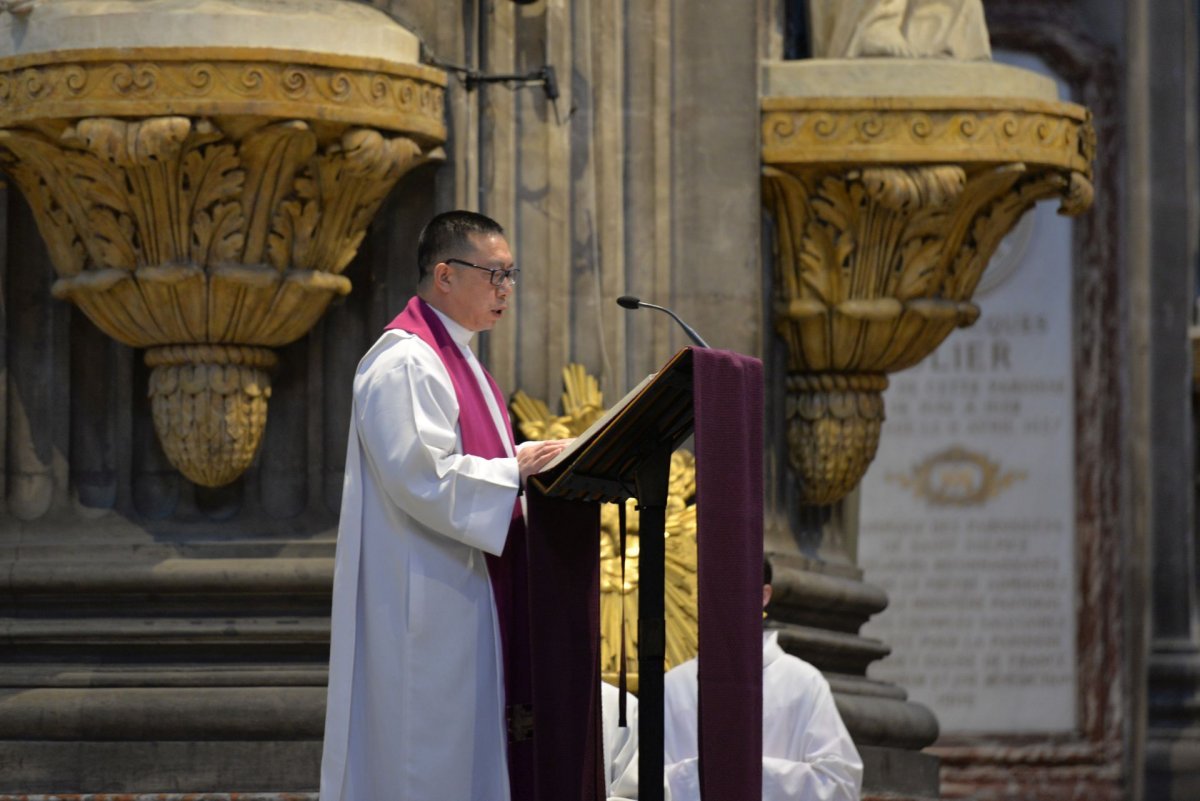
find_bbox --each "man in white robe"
[320,211,567,801]
[663,563,863,801]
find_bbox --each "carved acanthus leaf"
[0,150,87,274]
[948,171,1068,300]
[238,121,317,266]
[265,131,435,274]
[64,118,198,268]
[266,172,319,272]
[861,165,966,212]
[1061,171,1094,217]
[761,167,813,302]
[178,137,247,267]
[73,117,191,168]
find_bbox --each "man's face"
[436,232,515,332]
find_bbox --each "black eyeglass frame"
[445,257,520,287]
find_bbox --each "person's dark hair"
[763,557,773,587]
[416,210,505,282]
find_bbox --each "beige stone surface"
[0,0,419,62]
[809,0,991,60]
[762,59,1059,101]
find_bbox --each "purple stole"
[384,297,537,799]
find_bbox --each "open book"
[529,348,695,503]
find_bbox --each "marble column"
[1131,1,1200,798]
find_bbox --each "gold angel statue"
[512,365,699,690]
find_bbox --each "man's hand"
[518,439,571,485]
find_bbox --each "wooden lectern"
[530,347,763,801]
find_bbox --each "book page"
[538,371,658,474]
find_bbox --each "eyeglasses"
[445,258,519,288]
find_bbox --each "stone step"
[0,664,328,688]
[0,796,317,801]
[0,740,322,794]
[0,686,325,740]
[2,557,334,596]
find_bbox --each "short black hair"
[764,557,773,586]
[416,210,505,282]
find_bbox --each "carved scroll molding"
[0,45,446,486]
[0,52,445,140]
[762,94,1094,506]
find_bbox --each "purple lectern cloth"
[384,297,537,801]
[692,348,764,801]
[525,490,606,801]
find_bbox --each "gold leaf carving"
[0,58,446,142]
[886,445,1027,506]
[237,121,316,266]
[762,99,1094,175]
[0,48,447,486]
[74,116,190,166]
[512,365,700,686]
[267,170,319,273]
[861,165,965,212]
[785,373,888,506]
[182,139,246,265]
[762,98,1094,505]
[146,345,277,487]
[0,54,446,489]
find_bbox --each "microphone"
[616,295,711,349]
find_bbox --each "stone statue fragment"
[810,0,992,60]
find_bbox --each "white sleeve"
[663,759,699,801]
[662,663,699,801]
[606,692,641,800]
[761,755,862,801]
[762,678,863,801]
[668,746,860,801]
[355,346,520,556]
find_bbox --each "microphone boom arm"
[619,297,710,349]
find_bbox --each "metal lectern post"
[634,444,672,801]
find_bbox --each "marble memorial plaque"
[858,54,1076,735]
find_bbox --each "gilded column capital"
[762,64,1095,506]
[0,0,448,487]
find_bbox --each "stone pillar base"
[767,553,940,797]
[860,744,941,800]
[0,539,331,794]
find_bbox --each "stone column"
[1131,0,1200,798]
[760,58,1094,799]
